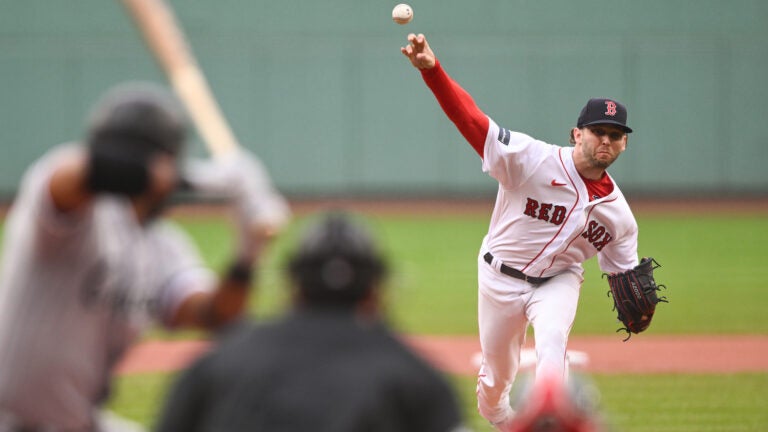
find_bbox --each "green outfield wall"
[1,0,766,199]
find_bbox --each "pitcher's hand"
[401,33,436,70]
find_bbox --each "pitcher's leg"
[476,260,531,425]
[527,271,582,381]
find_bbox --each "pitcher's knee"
[534,334,569,372]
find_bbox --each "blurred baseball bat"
[120,0,237,158]
[121,0,291,234]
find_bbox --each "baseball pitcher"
[401,33,661,431]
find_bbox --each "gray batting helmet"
[86,81,187,156]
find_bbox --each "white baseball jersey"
[481,118,639,277]
[0,145,215,429]
[417,59,640,427]
[475,118,640,425]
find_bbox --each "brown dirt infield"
[116,334,768,376]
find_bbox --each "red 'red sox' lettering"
[582,220,613,251]
[523,198,566,226]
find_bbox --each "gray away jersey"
[0,145,215,429]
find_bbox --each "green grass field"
[170,210,768,336]
[2,209,768,430]
[108,371,768,431]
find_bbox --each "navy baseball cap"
[576,98,632,133]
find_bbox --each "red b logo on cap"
[604,101,617,116]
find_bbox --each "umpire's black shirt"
[154,308,464,432]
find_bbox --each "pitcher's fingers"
[408,33,425,52]
[414,33,426,49]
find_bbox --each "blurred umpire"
[0,82,289,431]
[155,212,468,432]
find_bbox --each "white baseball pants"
[475,252,583,425]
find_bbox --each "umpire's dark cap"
[577,98,632,133]
[86,82,187,156]
[288,212,387,307]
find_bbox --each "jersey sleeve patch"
[497,127,511,145]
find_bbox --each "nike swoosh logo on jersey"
[551,180,567,187]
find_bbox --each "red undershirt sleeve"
[420,59,489,158]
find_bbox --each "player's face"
[577,125,627,169]
[149,153,179,195]
[140,152,180,220]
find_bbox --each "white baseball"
[392,4,413,25]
